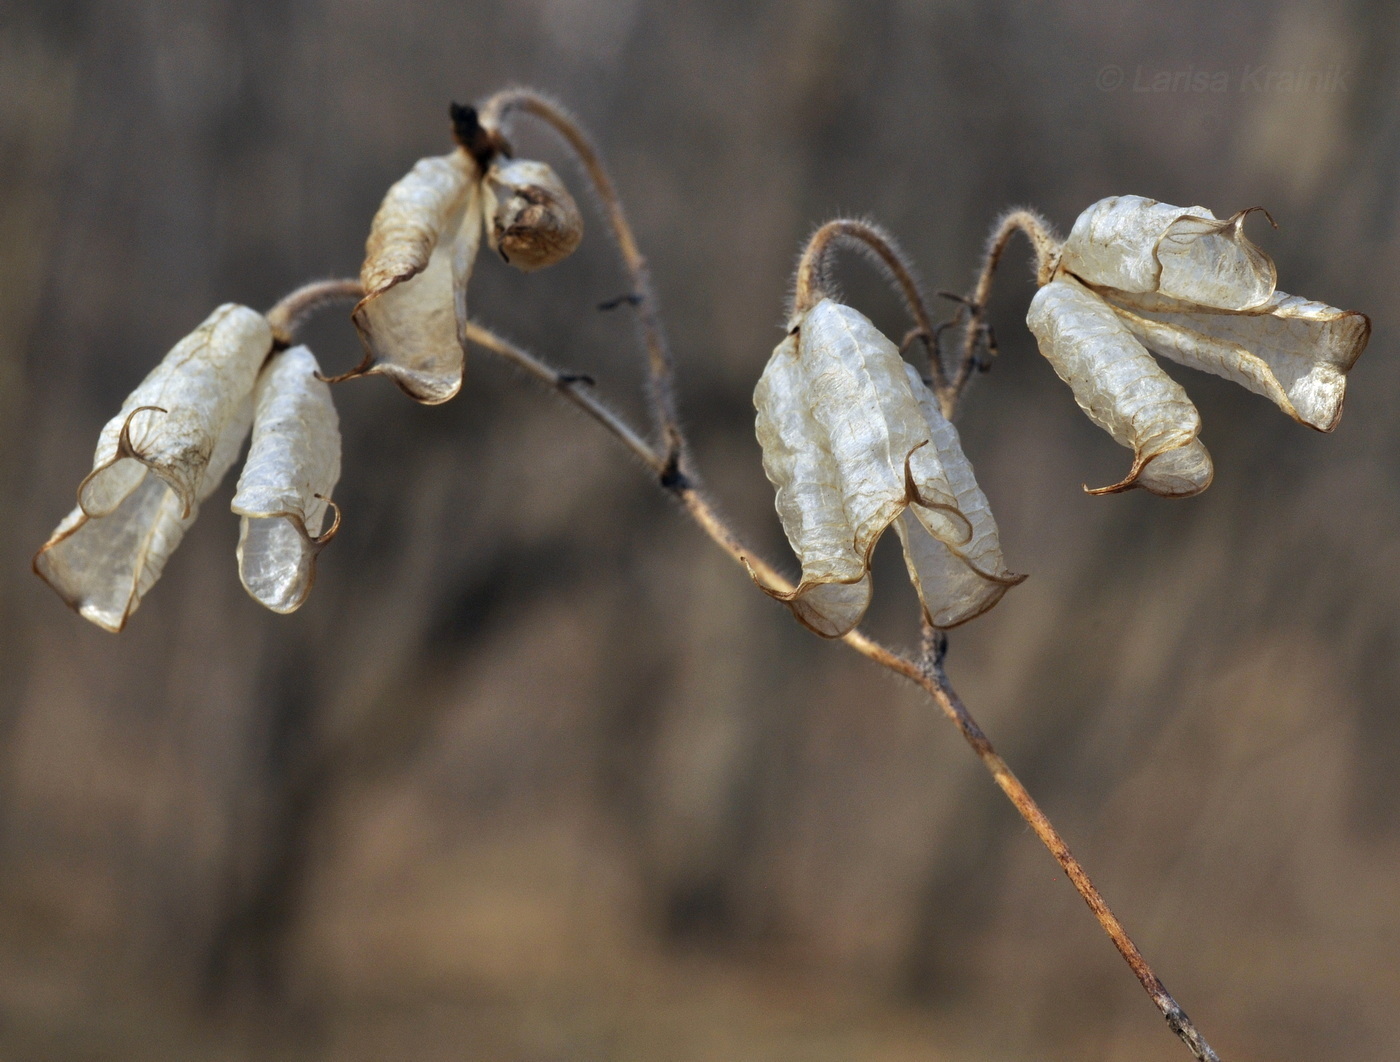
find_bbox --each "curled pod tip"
[1026,275,1213,498]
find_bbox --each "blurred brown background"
[3,1,1398,1059]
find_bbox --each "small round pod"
[482,158,583,272]
[232,345,342,614]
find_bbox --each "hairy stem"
[947,208,1061,404]
[265,278,365,346]
[792,218,946,396]
[478,88,684,468]
[464,322,662,475]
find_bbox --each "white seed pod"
[347,149,482,404]
[1060,195,1276,311]
[894,364,1024,629]
[33,303,270,631]
[231,345,341,613]
[1109,292,1370,432]
[483,158,583,272]
[753,299,984,638]
[1026,275,1213,497]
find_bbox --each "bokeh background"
[3,1,1398,1059]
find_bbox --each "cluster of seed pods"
[35,105,583,631]
[35,116,1368,643]
[752,195,1369,636]
[1028,195,1369,497]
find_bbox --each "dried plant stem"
[463,312,1221,1062]
[463,321,661,475]
[792,218,947,397]
[272,121,1217,1061]
[479,88,684,469]
[947,208,1061,404]
[265,278,366,347]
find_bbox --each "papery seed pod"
[33,304,270,631]
[1060,195,1276,312]
[753,299,981,638]
[483,158,583,272]
[346,150,482,404]
[1109,292,1370,432]
[895,364,1025,628]
[1027,276,1213,497]
[231,345,341,613]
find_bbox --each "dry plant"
[32,87,1373,1062]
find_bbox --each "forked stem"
[478,88,685,472]
[792,218,946,396]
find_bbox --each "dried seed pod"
[1110,292,1370,432]
[346,150,482,404]
[483,158,583,272]
[894,364,1025,628]
[231,345,341,613]
[1026,276,1213,497]
[1060,195,1276,311]
[34,304,271,631]
[754,298,1011,638]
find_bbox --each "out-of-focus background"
[3,2,1398,1059]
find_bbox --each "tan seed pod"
[1109,292,1370,432]
[894,364,1025,629]
[483,158,583,272]
[343,149,482,404]
[1060,194,1276,311]
[754,298,1002,638]
[1026,275,1213,497]
[231,345,342,614]
[33,304,271,631]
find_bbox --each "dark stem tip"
[450,101,506,167]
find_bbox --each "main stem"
[462,320,1219,1062]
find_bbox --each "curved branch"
[792,218,945,393]
[947,209,1061,404]
[478,88,684,468]
[265,278,365,347]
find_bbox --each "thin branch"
[466,321,1220,1062]
[792,218,946,395]
[464,322,663,476]
[948,208,1061,406]
[478,88,684,468]
[265,278,365,347]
